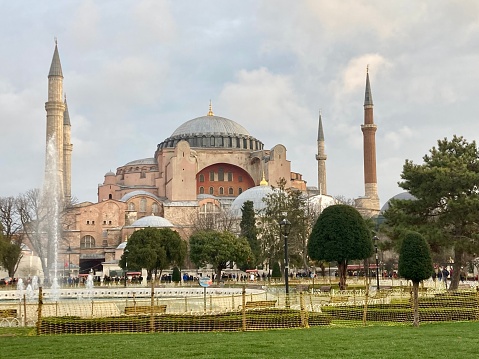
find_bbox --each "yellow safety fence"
[1,282,478,335]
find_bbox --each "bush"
[271,262,281,278]
[39,309,332,335]
[172,267,181,283]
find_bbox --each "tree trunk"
[338,260,347,290]
[412,281,419,327]
[449,248,464,291]
[216,266,223,285]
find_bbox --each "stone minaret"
[63,96,73,202]
[45,42,66,200]
[315,111,327,195]
[357,68,380,213]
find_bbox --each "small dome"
[105,171,115,177]
[380,192,416,212]
[229,184,276,217]
[129,215,174,228]
[116,242,127,250]
[307,194,336,212]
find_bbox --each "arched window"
[128,202,135,211]
[152,203,159,214]
[219,187,224,195]
[228,187,234,195]
[81,235,95,249]
[209,187,214,195]
[140,198,147,212]
[199,202,221,229]
[199,186,204,194]
[238,188,243,194]
[199,174,205,182]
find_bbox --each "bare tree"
[0,196,23,276]
[190,203,236,232]
[15,189,77,281]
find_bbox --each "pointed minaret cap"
[207,100,214,116]
[49,39,63,78]
[260,171,268,186]
[364,65,373,106]
[317,110,325,141]
[63,94,71,126]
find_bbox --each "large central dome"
[158,106,263,150]
[171,115,250,137]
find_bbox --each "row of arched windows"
[199,170,236,182]
[158,135,263,151]
[127,200,160,213]
[199,187,243,195]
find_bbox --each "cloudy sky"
[1,1,479,209]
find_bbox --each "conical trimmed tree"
[398,231,433,327]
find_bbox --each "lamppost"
[124,248,129,288]
[373,236,380,290]
[279,218,292,300]
[66,245,72,277]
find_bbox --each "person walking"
[442,267,449,289]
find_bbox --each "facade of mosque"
[42,44,379,275]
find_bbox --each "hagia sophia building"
[42,44,380,276]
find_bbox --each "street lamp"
[124,248,129,288]
[67,245,72,277]
[279,218,292,298]
[373,236,380,290]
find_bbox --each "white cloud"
[218,67,312,147]
[383,126,416,150]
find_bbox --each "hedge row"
[321,306,479,322]
[39,309,331,335]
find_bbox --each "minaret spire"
[316,110,327,195]
[63,94,73,202]
[45,41,66,202]
[358,67,379,213]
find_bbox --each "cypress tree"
[398,231,433,327]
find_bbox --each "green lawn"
[2,322,479,359]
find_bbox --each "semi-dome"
[124,158,156,166]
[120,190,161,202]
[158,105,264,150]
[128,215,174,228]
[229,183,276,217]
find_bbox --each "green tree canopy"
[383,136,479,290]
[240,200,260,268]
[258,178,311,271]
[398,231,433,326]
[308,204,373,289]
[120,227,187,280]
[189,230,253,284]
[398,231,433,282]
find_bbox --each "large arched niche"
[196,163,255,197]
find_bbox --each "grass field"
[2,322,479,359]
